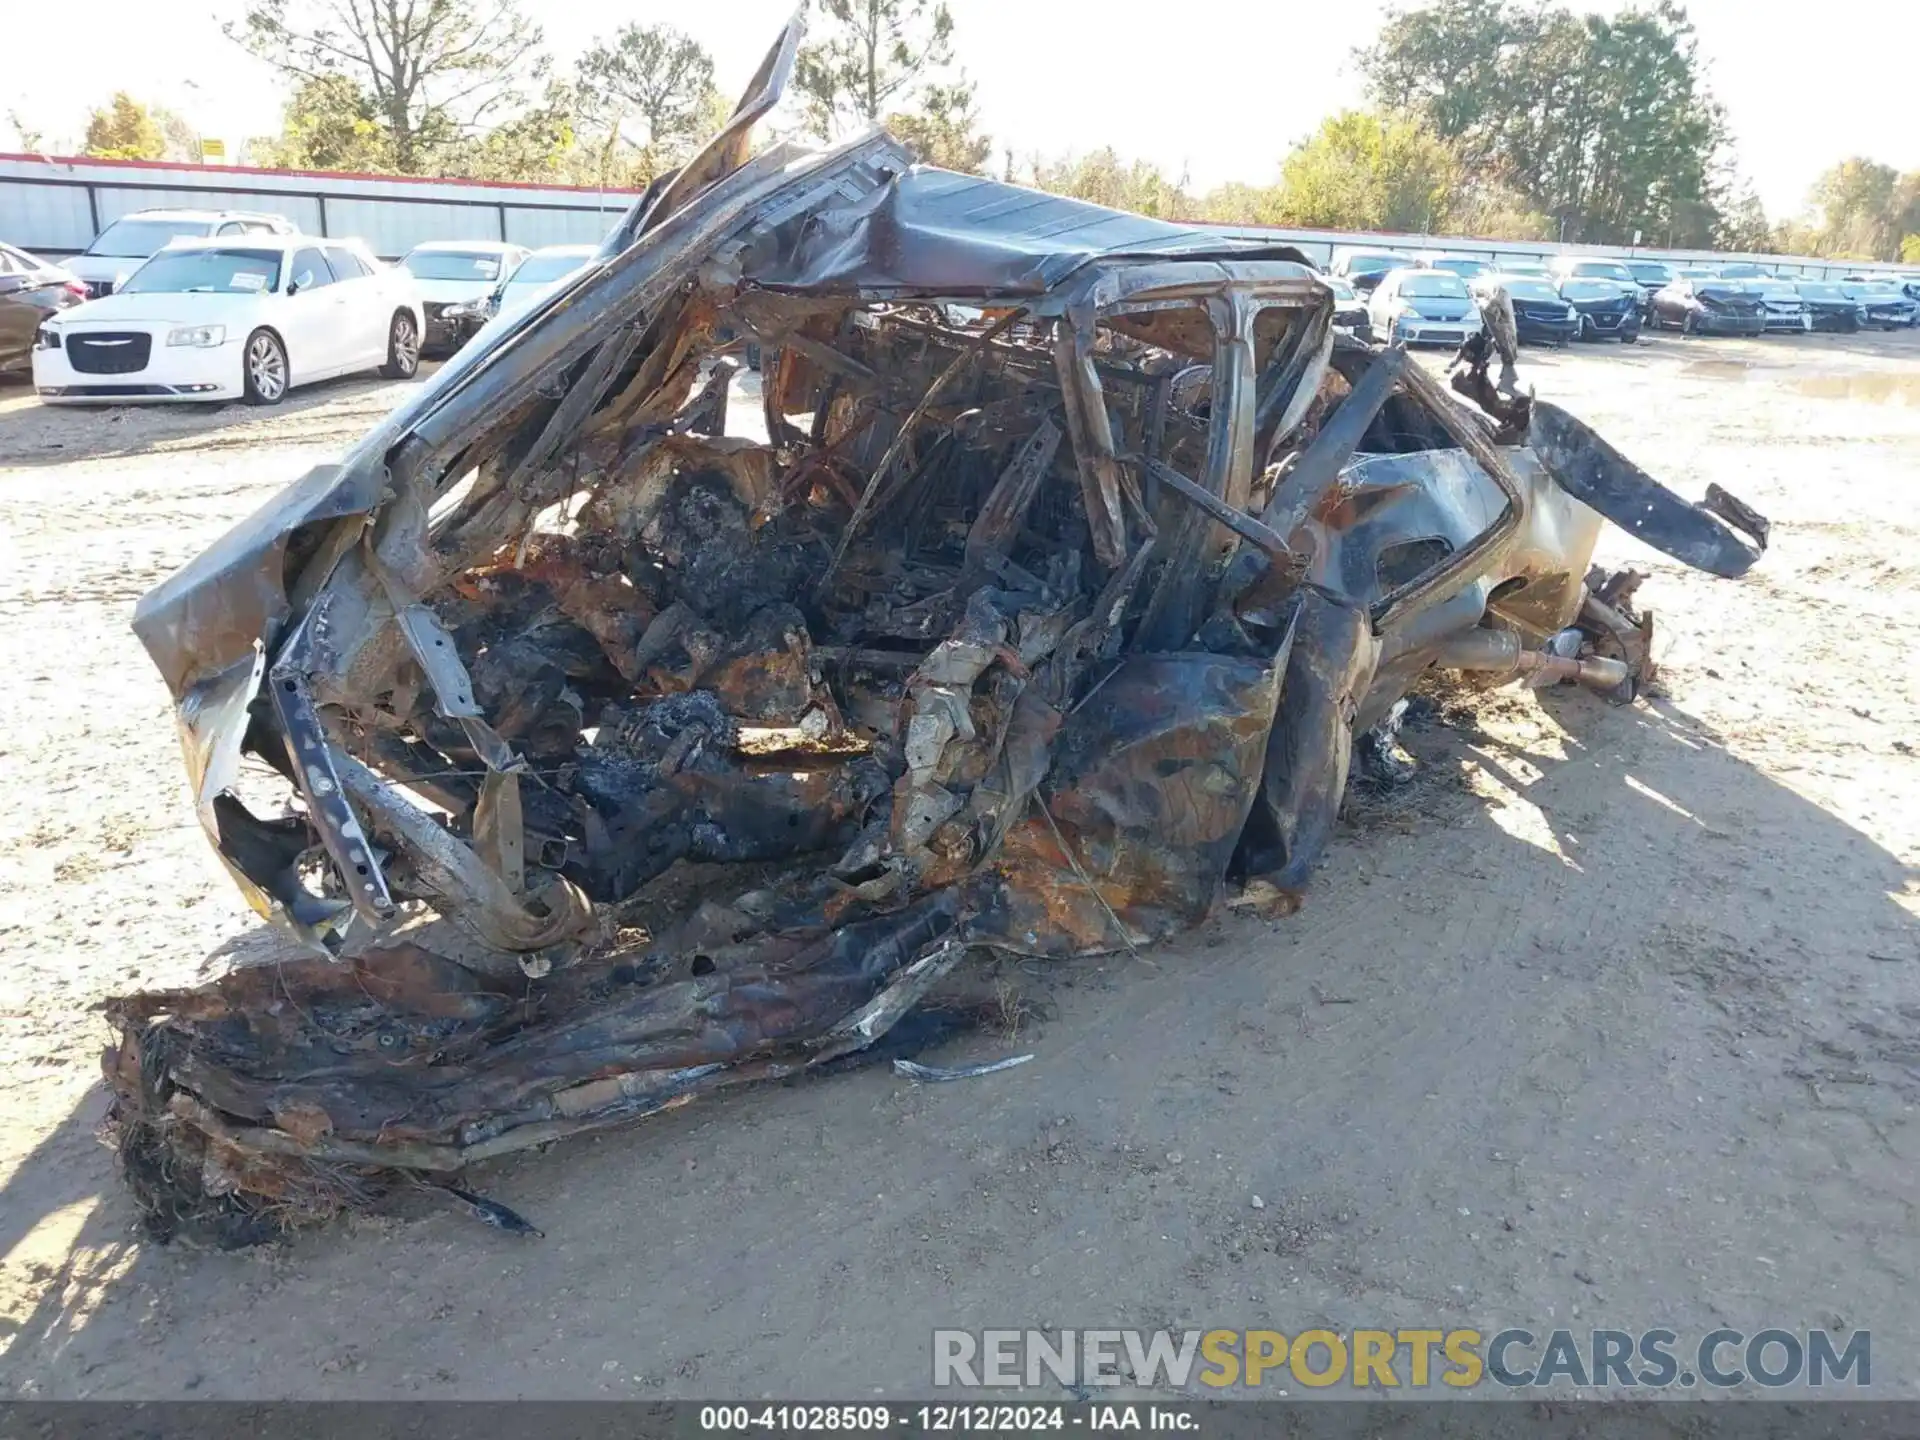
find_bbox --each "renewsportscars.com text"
[932,1327,1871,1390]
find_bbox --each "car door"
[0,247,38,370]
[0,248,27,362]
[1367,273,1396,331]
[321,244,383,368]
[279,245,346,382]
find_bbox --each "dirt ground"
[0,330,1916,1400]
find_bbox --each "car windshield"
[1569,262,1634,282]
[1502,279,1562,302]
[1322,276,1356,299]
[1627,263,1671,283]
[1429,257,1488,277]
[404,250,506,281]
[1561,279,1622,300]
[1503,263,1549,277]
[118,247,283,295]
[1399,272,1470,299]
[1796,283,1842,299]
[1345,254,1408,273]
[85,218,210,259]
[1758,283,1797,299]
[507,253,589,287]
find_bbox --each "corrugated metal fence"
[1,150,1912,281]
[0,152,637,260]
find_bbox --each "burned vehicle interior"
[110,20,1771,1241]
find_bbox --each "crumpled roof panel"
[743,164,1315,298]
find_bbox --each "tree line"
[45,0,1920,263]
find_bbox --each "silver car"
[1753,279,1812,333]
[1367,267,1484,346]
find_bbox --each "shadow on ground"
[0,365,443,469]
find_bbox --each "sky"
[4,0,1916,218]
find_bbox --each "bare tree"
[575,23,718,177]
[7,111,49,154]
[154,107,205,164]
[225,0,548,173]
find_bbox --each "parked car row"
[9,208,1918,395]
[1642,271,1918,335]
[1321,244,1920,351]
[4,206,607,404]
[1598,256,1920,333]
[1322,251,1644,352]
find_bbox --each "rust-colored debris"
[111,18,1769,1243]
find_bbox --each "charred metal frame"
[110,14,1772,1240]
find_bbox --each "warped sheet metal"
[109,16,1768,1242]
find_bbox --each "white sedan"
[445,244,602,342]
[32,236,424,405]
[398,240,530,352]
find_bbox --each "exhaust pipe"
[1433,628,1630,693]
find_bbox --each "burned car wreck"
[110,21,1768,1240]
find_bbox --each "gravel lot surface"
[1,331,1916,1399]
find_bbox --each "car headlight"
[167,325,226,348]
[34,326,60,351]
[445,298,493,320]
[1398,306,1424,321]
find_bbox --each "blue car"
[1480,274,1580,346]
[1559,277,1643,342]
[1838,280,1918,330]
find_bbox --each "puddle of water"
[1680,355,1920,406]
[1787,372,1920,407]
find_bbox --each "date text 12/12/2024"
[699,1405,1191,1432]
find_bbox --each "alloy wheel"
[393,316,419,372]
[248,333,286,400]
